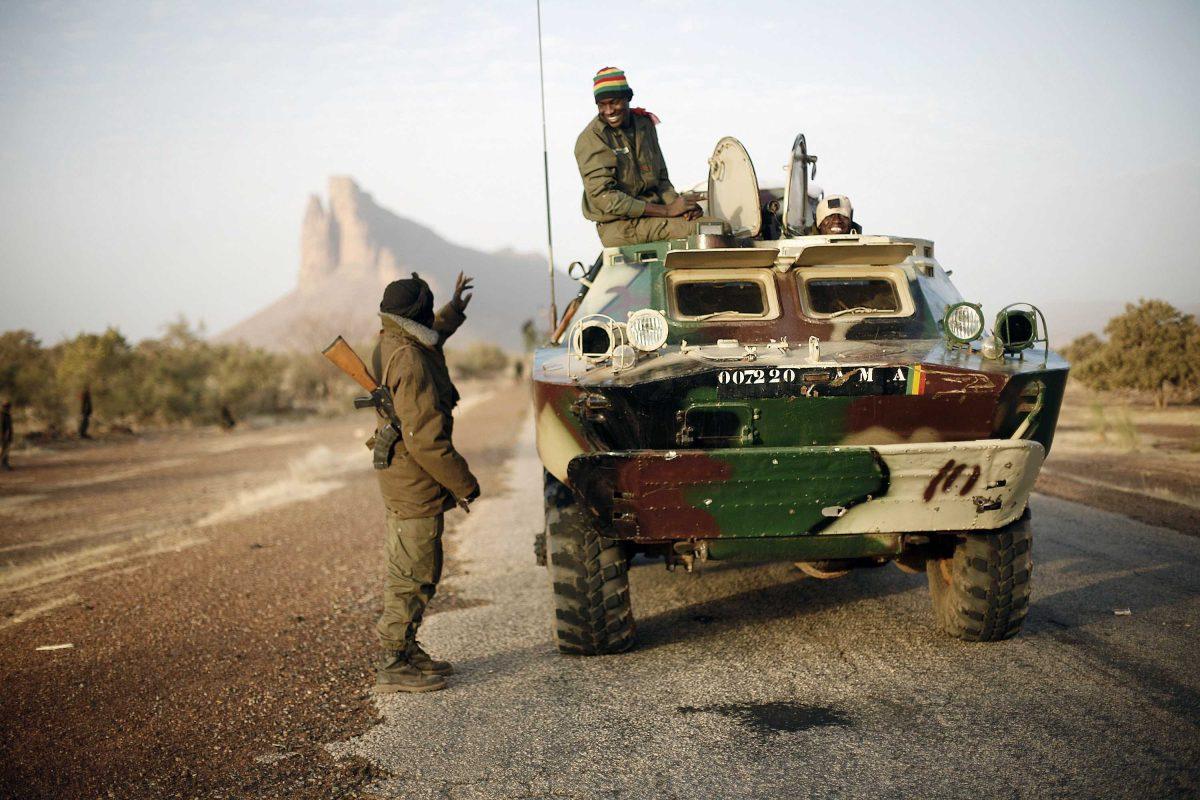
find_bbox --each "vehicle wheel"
[927,509,1032,642]
[545,474,635,656]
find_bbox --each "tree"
[54,328,137,421]
[1061,332,1102,365]
[0,330,60,420]
[132,318,215,423]
[1073,299,1200,407]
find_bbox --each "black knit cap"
[380,272,434,327]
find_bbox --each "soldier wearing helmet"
[574,67,701,247]
[816,195,860,235]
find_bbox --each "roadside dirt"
[0,378,529,799]
[1037,384,1200,535]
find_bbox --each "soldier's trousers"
[377,512,443,652]
[595,216,696,247]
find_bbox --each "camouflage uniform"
[575,113,692,247]
[371,303,478,654]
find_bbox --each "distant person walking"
[369,271,480,693]
[1,401,13,470]
[575,67,701,247]
[78,386,92,439]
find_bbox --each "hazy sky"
[2,0,1198,343]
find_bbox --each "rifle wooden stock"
[551,297,581,343]
[322,336,377,392]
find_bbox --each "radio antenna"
[536,0,558,329]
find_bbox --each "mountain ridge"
[217,176,549,352]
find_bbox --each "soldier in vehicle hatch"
[816,195,861,235]
[370,271,480,693]
[575,67,702,248]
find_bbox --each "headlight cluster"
[942,301,1046,360]
[569,309,669,375]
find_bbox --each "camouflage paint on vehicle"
[533,233,1067,561]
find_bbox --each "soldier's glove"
[371,423,401,470]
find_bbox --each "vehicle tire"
[545,473,635,656]
[927,509,1032,642]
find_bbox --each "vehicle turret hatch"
[782,133,817,235]
[707,137,762,238]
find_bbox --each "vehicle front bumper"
[567,439,1044,543]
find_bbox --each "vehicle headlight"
[943,302,984,344]
[626,309,669,351]
[995,309,1037,353]
[611,344,637,370]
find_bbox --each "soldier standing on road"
[370,271,480,693]
[78,386,92,439]
[575,67,702,248]
[1,401,13,471]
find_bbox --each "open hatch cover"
[792,242,915,266]
[707,137,761,238]
[663,247,779,269]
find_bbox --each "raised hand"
[451,271,475,313]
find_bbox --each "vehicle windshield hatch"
[677,281,764,316]
[666,267,780,322]
[806,278,900,316]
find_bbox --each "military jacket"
[574,113,679,223]
[373,304,479,518]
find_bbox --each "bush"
[1072,300,1200,407]
[445,342,513,380]
[0,320,313,432]
[0,331,60,422]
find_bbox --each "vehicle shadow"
[628,559,924,654]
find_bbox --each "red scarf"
[631,107,660,125]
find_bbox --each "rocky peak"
[222,176,546,351]
[298,176,403,293]
[298,195,337,290]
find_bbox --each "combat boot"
[406,641,454,676]
[374,651,446,693]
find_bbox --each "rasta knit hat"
[380,272,435,327]
[593,67,633,101]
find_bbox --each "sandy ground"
[2,378,1198,799]
[1038,384,1200,534]
[0,378,529,799]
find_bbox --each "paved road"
[334,422,1200,800]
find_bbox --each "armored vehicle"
[533,135,1067,656]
